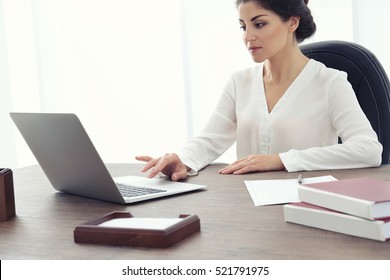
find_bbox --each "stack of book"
[283,177,390,241]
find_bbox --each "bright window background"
[1,0,389,168]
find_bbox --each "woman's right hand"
[135,153,189,181]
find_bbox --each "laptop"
[10,112,206,204]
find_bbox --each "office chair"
[300,40,390,164]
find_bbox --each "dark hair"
[235,0,316,43]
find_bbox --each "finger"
[219,159,249,173]
[218,162,238,173]
[171,168,188,181]
[219,164,241,174]
[219,164,234,174]
[141,157,161,173]
[135,156,153,162]
[218,157,250,174]
[219,167,232,174]
[147,157,171,178]
[233,165,255,175]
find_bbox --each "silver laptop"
[10,112,206,204]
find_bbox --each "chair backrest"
[301,40,390,164]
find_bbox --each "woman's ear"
[289,16,300,33]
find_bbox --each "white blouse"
[177,59,383,173]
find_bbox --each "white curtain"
[1,0,389,168]
[0,0,16,166]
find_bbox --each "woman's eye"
[255,22,266,28]
[240,25,246,31]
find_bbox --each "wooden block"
[0,168,16,222]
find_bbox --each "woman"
[136,0,382,181]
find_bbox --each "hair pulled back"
[235,0,316,43]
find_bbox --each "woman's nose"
[243,28,256,42]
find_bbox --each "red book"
[298,177,390,220]
[284,202,390,241]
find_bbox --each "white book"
[284,202,390,242]
[298,177,390,220]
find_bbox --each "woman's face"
[238,1,298,63]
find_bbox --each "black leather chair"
[301,40,390,164]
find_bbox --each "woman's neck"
[263,44,309,86]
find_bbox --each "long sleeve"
[279,65,382,171]
[177,76,238,173]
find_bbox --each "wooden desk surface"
[2,163,390,260]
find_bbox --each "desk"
[2,163,390,260]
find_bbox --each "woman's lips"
[249,46,262,54]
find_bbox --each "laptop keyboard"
[116,183,167,198]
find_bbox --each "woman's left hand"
[218,154,284,175]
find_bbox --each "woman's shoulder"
[308,59,348,80]
[307,59,355,98]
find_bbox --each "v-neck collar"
[258,59,314,115]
